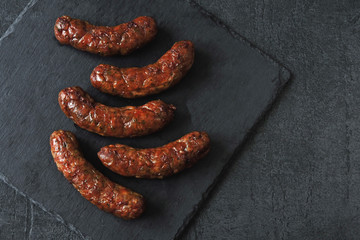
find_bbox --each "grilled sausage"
[98,131,210,179]
[58,86,175,138]
[50,130,145,219]
[90,41,194,98]
[54,16,157,56]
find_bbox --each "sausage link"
[98,131,210,179]
[90,41,194,98]
[54,16,157,56]
[50,130,145,219]
[58,87,175,138]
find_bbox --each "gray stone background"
[1,0,360,239]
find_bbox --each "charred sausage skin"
[54,16,157,56]
[98,131,210,179]
[58,86,175,138]
[50,130,145,219]
[90,41,195,98]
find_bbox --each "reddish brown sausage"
[50,130,145,219]
[98,131,210,179]
[90,41,195,98]
[58,86,175,138]
[54,16,157,56]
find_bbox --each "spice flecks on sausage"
[54,16,157,56]
[50,130,145,219]
[90,41,195,98]
[98,131,210,179]
[58,86,175,138]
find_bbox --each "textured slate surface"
[0,173,84,240]
[181,0,360,239]
[0,0,289,239]
[2,0,360,240]
[0,1,27,35]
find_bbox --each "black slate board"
[0,0,290,239]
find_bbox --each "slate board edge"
[0,0,90,238]
[173,1,292,238]
[174,68,291,239]
[0,172,89,239]
[186,0,291,74]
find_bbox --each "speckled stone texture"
[181,0,360,239]
[0,1,27,34]
[1,0,358,239]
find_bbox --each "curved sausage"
[50,130,145,219]
[54,16,157,56]
[98,131,210,179]
[58,86,175,138]
[90,41,195,98]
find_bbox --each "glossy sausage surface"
[91,41,194,98]
[50,130,145,219]
[54,16,157,56]
[98,131,210,179]
[58,86,175,138]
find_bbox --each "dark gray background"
[0,0,358,239]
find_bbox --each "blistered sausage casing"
[58,87,175,138]
[91,41,194,98]
[50,130,145,219]
[98,131,210,179]
[54,16,157,56]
